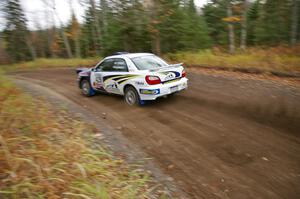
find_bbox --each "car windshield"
[131,55,169,70]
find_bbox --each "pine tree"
[182,0,212,50]
[148,0,211,54]
[3,0,32,62]
[67,13,81,57]
[89,0,102,54]
[0,32,10,64]
[247,0,260,45]
[81,7,97,57]
[290,0,299,46]
[255,0,290,45]
[203,1,228,46]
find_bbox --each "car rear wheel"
[81,79,95,97]
[124,86,141,106]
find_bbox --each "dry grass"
[165,46,300,73]
[1,58,100,72]
[0,46,300,72]
[0,73,165,198]
[3,46,298,74]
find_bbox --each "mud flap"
[139,100,145,106]
[89,86,96,96]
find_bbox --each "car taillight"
[145,75,161,85]
[182,70,186,77]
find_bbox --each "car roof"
[105,53,154,59]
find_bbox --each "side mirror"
[91,68,95,72]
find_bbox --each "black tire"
[124,86,141,106]
[80,79,95,97]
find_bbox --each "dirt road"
[11,68,300,199]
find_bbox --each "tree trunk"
[26,36,37,60]
[49,27,56,57]
[291,0,299,46]
[153,31,161,55]
[227,1,235,54]
[47,10,55,58]
[90,0,102,54]
[43,0,73,58]
[240,0,248,51]
[75,37,81,58]
[60,28,73,58]
[101,0,108,36]
[149,1,161,55]
[0,33,10,64]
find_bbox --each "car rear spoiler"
[149,63,183,72]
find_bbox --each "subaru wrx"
[77,53,188,105]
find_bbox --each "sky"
[1,0,208,30]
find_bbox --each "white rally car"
[77,53,188,105]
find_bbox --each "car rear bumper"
[139,77,188,100]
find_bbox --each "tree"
[147,0,164,55]
[100,0,108,37]
[9,0,299,61]
[68,12,81,57]
[185,0,212,50]
[42,0,73,58]
[290,0,299,46]
[226,0,235,53]
[240,0,248,50]
[89,0,102,54]
[147,0,211,54]
[255,0,290,45]
[246,0,260,45]
[0,32,10,64]
[203,1,229,46]
[3,0,33,62]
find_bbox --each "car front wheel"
[81,79,95,97]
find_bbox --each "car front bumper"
[139,77,188,100]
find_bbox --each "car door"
[91,58,129,94]
[90,58,114,92]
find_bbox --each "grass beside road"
[1,57,100,72]
[0,73,163,198]
[165,46,300,73]
[1,46,299,74]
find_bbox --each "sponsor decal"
[95,76,101,82]
[162,78,181,84]
[135,81,145,85]
[93,82,103,89]
[106,82,118,89]
[103,75,123,82]
[140,89,160,95]
[165,73,175,81]
[159,71,180,77]
[103,75,141,85]
[96,83,103,88]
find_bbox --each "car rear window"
[131,55,168,70]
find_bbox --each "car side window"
[112,58,128,72]
[96,58,128,72]
[96,59,114,72]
